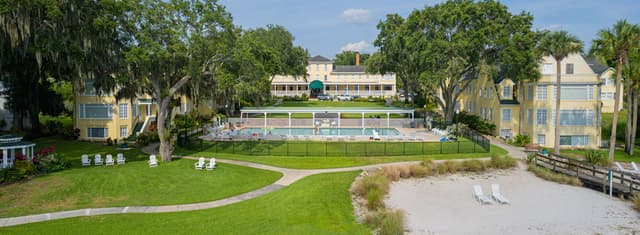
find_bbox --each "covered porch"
[0,135,36,169]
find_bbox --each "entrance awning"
[309,80,323,89]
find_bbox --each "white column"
[368,85,371,96]
[312,112,315,126]
[346,84,349,95]
[361,112,365,129]
[358,85,360,96]
[285,84,288,96]
[264,112,267,129]
[31,146,34,159]
[387,112,390,128]
[296,84,299,95]
[240,112,243,123]
[337,112,341,128]
[10,149,14,162]
[288,112,292,128]
[22,147,26,159]
[2,149,7,168]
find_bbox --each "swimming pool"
[238,127,400,136]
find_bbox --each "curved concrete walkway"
[1,141,512,227]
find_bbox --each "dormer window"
[503,86,511,99]
[566,63,574,74]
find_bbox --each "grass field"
[175,142,507,169]
[0,137,282,217]
[0,171,370,235]
[561,147,640,163]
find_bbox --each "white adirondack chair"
[117,153,126,165]
[105,154,115,166]
[195,157,205,170]
[148,155,158,167]
[94,154,103,166]
[206,158,216,170]
[81,154,91,166]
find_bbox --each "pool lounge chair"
[491,184,510,204]
[195,157,205,170]
[372,131,381,140]
[105,154,115,166]
[81,154,91,166]
[206,158,216,170]
[472,185,493,204]
[117,153,126,165]
[94,154,103,166]
[148,155,158,167]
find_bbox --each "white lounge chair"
[117,153,126,165]
[491,184,510,204]
[372,130,381,141]
[473,185,492,204]
[105,154,115,166]
[206,158,216,170]
[632,162,639,171]
[148,155,158,167]
[81,154,91,166]
[94,154,103,166]
[195,157,205,170]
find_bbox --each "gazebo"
[0,135,35,169]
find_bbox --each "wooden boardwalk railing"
[534,153,640,196]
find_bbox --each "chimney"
[355,52,360,66]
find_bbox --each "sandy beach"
[386,168,640,235]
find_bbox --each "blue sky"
[220,0,640,59]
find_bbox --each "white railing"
[138,115,156,135]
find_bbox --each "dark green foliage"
[454,112,496,135]
[282,95,309,101]
[584,150,608,166]
[509,134,532,147]
[174,114,198,130]
[136,131,159,146]
[334,51,370,65]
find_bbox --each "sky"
[220,0,640,59]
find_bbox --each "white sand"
[386,169,640,235]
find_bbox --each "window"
[553,85,594,100]
[87,128,108,138]
[316,75,320,81]
[120,126,128,138]
[566,63,574,74]
[383,85,393,91]
[500,129,513,139]
[503,86,511,98]
[315,64,319,70]
[118,103,128,119]
[325,85,330,91]
[542,63,553,74]
[324,64,327,70]
[536,109,547,125]
[358,75,362,80]
[488,108,493,120]
[601,92,615,100]
[528,109,533,124]
[81,80,97,96]
[481,108,486,119]
[551,109,594,126]
[366,74,369,79]
[502,109,511,121]
[602,78,612,86]
[527,85,533,100]
[132,105,138,117]
[79,104,113,119]
[537,135,545,145]
[324,75,327,81]
[489,89,493,98]
[560,135,589,146]
[536,85,547,100]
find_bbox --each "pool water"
[238,127,400,136]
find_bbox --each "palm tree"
[591,20,640,162]
[538,31,583,155]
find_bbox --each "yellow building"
[458,53,611,149]
[270,55,397,98]
[585,57,623,113]
[74,80,213,141]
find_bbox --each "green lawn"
[601,111,627,142]
[175,142,507,169]
[561,147,640,163]
[1,137,282,217]
[1,171,370,235]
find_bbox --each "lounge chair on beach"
[148,155,158,167]
[473,185,492,204]
[491,184,510,204]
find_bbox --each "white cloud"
[341,8,371,23]
[340,41,373,52]
[539,24,562,31]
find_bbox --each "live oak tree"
[538,31,583,155]
[334,51,369,66]
[591,20,640,161]
[397,0,539,124]
[120,0,234,161]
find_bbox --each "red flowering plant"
[33,145,67,173]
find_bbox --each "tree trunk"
[553,60,562,154]
[157,96,173,161]
[608,60,624,162]
[630,88,638,155]
[625,78,632,154]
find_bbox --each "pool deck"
[207,126,442,142]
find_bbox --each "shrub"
[382,166,401,181]
[397,165,411,178]
[527,153,537,163]
[366,188,384,210]
[527,165,582,186]
[512,134,532,146]
[462,159,486,172]
[453,111,496,135]
[584,150,608,166]
[136,131,159,146]
[14,160,37,176]
[490,155,517,169]
[379,209,405,235]
[632,194,640,212]
[444,161,461,173]
[351,173,390,197]
[409,164,430,177]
